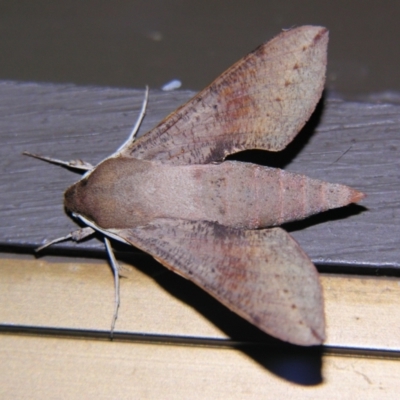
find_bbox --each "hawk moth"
[25,26,364,346]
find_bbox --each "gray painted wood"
[1,81,399,271]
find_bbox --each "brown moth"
[25,26,364,346]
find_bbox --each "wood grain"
[1,81,399,270]
[1,332,399,399]
[1,256,399,351]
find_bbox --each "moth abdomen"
[271,169,365,226]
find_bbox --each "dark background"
[1,1,399,97]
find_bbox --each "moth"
[25,26,364,346]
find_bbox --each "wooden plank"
[1,81,400,270]
[1,333,399,399]
[1,255,399,351]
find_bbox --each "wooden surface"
[2,334,400,399]
[1,81,400,397]
[1,255,400,398]
[1,255,400,349]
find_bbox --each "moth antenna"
[104,237,121,339]
[35,227,95,252]
[23,151,93,172]
[115,86,149,153]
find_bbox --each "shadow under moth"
[25,26,365,346]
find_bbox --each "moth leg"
[115,86,149,153]
[35,227,95,252]
[104,237,121,339]
[23,151,94,171]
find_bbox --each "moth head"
[63,157,150,229]
[64,178,93,222]
[63,159,120,228]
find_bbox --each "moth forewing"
[123,25,329,165]
[109,221,325,346]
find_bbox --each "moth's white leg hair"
[23,152,94,171]
[115,86,149,153]
[104,237,121,339]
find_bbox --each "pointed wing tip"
[292,25,329,39]
[300,25,329,56]
[274,321,325,346]
[305,25,329,52]
[280,25,329,49]
[297,307,325,346]
[289,322,325,347]
[309,326,326,346]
